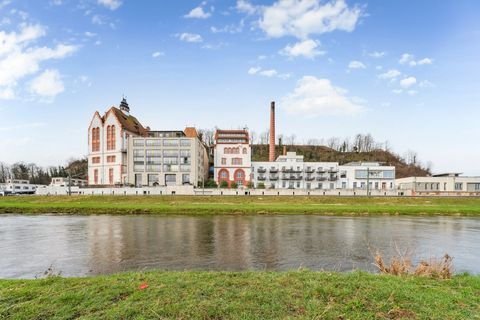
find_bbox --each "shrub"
[219,180,229,188]
[230,182,238,189]
[246,181,254,189]
[257,182,265,189]
[203,179,218,188]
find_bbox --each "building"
[0,179,40,194]
[126,128,209,187]
[88,98,148,186]
[251,152,395,190]
[396,173,480,196]
[213,129,252,187]
[50,177,87,187]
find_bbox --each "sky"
[0,0,479,175]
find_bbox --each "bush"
[246,181,254,189]
[219,180,229,188]
[203,179,218,188]
[230,182,238,189]
[257,182,265,189]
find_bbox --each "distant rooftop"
[432,173,462,177]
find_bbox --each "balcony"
[316,177,327,181]
[257,176,267,181]
[317,168,326,173]
[269,176,279,181]
[269,168,279,173]
[282,168,302,174]
[282,175,302,180]
[328,176,338,181]
[305,176,315,181]
[328,168,339,173]
[305,168,314,173]
[257,168,267,173]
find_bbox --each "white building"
[50,177,87,187]
[88,98,149,186]
[251,152,395,191]
[396,173,480,196]
[126,128,209,187]
[0,179,40,195]
[213,129,252,187]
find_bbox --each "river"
[1,215,479,278]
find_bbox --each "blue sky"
[0,0,479,174]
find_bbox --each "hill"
[251,144,430,179]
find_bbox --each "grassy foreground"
[1,271,479,319]
[1,195,480,216]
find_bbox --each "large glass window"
[180,139,191,147]
[163,139,179,147]
[146,139,162,147]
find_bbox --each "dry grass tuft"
[374,251,453,279]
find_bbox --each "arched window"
[218,169,229,182]
[92,127,100,152]
[224,147,228,154]
[243,148,247,154]
[234,169,245,186]
[110,125,116,150]
[106,126,110,150]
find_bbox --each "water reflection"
[0,215,479,278]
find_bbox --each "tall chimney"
[269,101,276,162]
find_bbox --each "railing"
[316,177,327,181]
[305,168,314,173]
[269,176,279,181]
[269,168,279,173]
[257,168,267,173]
[257,176,266,181]
[305,176,315,181]
[328,168,339,173]
[317,168,326,173]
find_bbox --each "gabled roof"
[184,127,199,138]
[109,107,148,136]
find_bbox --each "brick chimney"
[269,101,276,162]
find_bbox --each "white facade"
[251,152,395,191]
[87,99,147,186]
[50,177,87,187]
[126,131,209,187]
[0,179,41,194]
[213,129,252,187]
[396,173,480,195]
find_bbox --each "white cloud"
[369,51,385,58]
[280,39,325,59]
[375,65,383,70]
[236,0,257,15]
[84,31,96,37]
[259,0,363,39]
[0,0,11,10]
[417,58,433,65]
[407,90,418,96]
[177,33,203,43]
[399,53,415,65]
[282,76,364,116]
[210,20,244,34]
[152,51,164,58]
[419,80,434,88]
[348,60,366,69]
[0,24,77,100]
[392,89,402,94]
[378,69,401,79]
[97,0,122,10]
[248,67,261,75]
[185,5,211,19]
[29,69,64,97]
[247,66,289,79]
[399,53,433,66]
[400,76,417,88]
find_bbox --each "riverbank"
[1,271,478,319]
[1,195,480,215]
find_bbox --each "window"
[109,168,114,185]
[180,140,191,147]
[146,139,162,147]
[221,158,226,165]
[163,139,179,146]
[92,127,100,152]
[342,182,347,189]
[92,156,100,164]
[107,155,116,163]
[243,148,247,154]
[455,183,463,191]
[218,169,229,182]
[353,182,357,189]
[133,139,144,147]
[94,169,98,184]
[182,174,190,184]
[232,158,243,165]
[148,174,159,186]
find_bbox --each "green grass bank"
[1,271,479,319]
[1,195,480,215]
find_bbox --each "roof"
[184,127,199,138]
[109,107,148,136]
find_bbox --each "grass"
[0,271,479,319]
[1,195,480,216]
